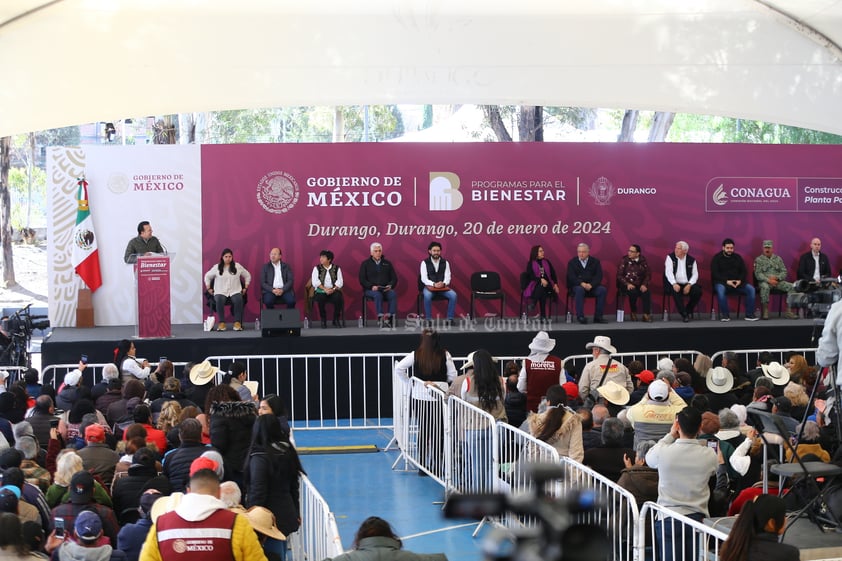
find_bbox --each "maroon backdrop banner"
[200,143,842,320]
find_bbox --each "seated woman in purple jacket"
[523,245,560,319]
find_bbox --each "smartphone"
[159,356,167,363]
[80,354,88,365]
[706,439,719,453]
[49,418,59,429]
[54,518,65,538]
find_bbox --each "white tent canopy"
[2,0,841,137]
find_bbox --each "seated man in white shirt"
[260,247,295,309]
[664,241,702,323]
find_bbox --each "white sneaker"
[720,317,730,322]
[744,316,759,322]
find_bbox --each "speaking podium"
[134,254,173,338]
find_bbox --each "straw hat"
[189,360,219,386]
[706,366,734,394]
[245,506,286,540]
[596,380,629,405]
[150,492,184,524]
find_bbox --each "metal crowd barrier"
[559,457,640,561]
[0,366,28,385]
[41,362,189,389]
[447,395,499,496]
[561,350,704,378]
[493,422,560,535]
[638,501,729,561]
[290,474,344,561]
[711,347,817,373]
[205,353,407,429]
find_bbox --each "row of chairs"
[206,271,792,324]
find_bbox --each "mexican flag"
[71,176,103,292]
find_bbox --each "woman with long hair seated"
[719,495,799,561]
[204,248,252,332]
[525,384,583,462]
[522,245,560,319]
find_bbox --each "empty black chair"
[470,271,505,318]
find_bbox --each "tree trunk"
[482,106,513,142]
[648,111,676,141]
[178,113,196,144]
[618,110,639,142]
[518,106,544,141]
[332,107,344,142]
[0,137,15,288]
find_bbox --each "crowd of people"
[128,220,836,331]
[0,342,303,561]
[393,318,842,558]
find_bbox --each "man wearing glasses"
[617,244,653,322]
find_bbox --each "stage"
[41,314,822,368]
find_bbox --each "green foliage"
[205,108,277,143]
[668,114,842,144]
[8,166,46,229]
[422,105,433,130]
[340,106,404,142]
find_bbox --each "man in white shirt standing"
[664,241,702,323]
[260,247,295,309]
[420,241,457,324]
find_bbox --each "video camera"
[791,276,842,318]
[0,304,50,367]
[444,463,610,561]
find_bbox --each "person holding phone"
[113,340,150,384]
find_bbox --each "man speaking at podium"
[124,221,165,263]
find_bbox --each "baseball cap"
[635,370,655,384]
[648,379,669,402]
[74,510,103,542]
[84,424,105,443]
[69,471,94,504]
[189,456,219,477]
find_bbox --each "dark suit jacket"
[261,261,294,296]
[566,256,603,288]
[797,251,832,280]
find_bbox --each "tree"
[0,137,14,287]
[482,105,597,142]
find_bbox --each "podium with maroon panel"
[135,255,173,338]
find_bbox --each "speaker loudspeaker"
[260,308,302,337]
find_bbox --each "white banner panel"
[47,146,203,327]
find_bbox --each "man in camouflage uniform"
[754,240,796,320]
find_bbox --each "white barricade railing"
[395,377,449,485]
[447,395,499,496]
[559,457,640,561]
[0,366,28,384]
[638,502,729,561]
[562,350,704,378]
[290,474,344,561]
[205,353,406,429]
[388,370,412,453]
[711,347,817,374]
[494,422,560,532]
[42,362,189,388]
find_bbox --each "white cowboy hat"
[706,366,734,394]
[761,361,790,386]
[585,335,617,355]
[528,331,556,354]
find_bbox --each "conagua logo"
[257,171,300,214]
[712,185,728,206]
[589,176,614,206]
